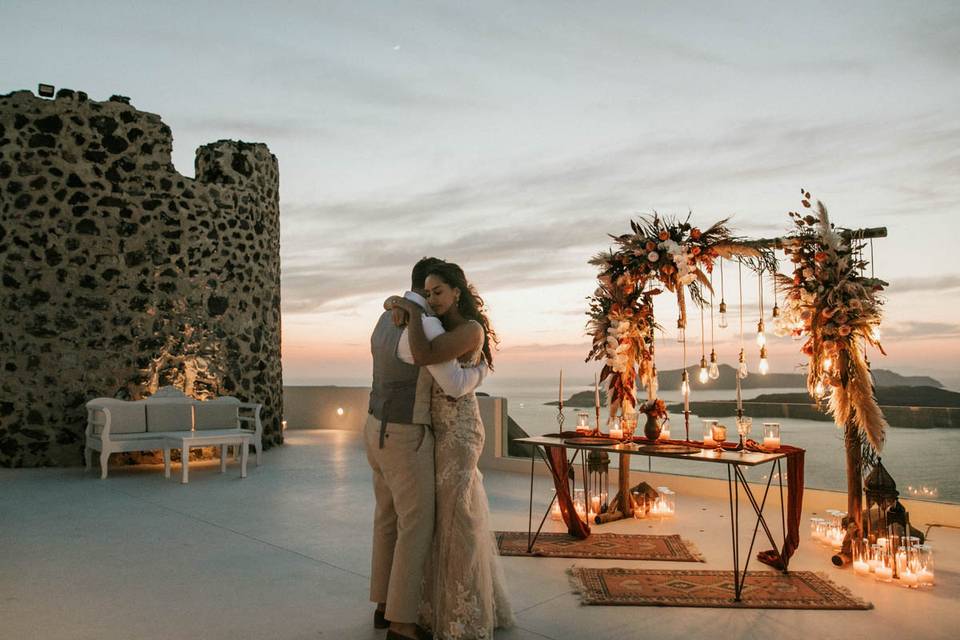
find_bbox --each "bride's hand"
[384,295,419,327]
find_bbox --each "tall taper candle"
[594,373,600,409]
[559,369,563,409]
[594,372,601,433]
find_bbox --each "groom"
[365,257,487,640]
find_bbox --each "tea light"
[853,559,870,575]
[875,565,893,581]
[900,569,919,587]
[659,426,670,440]
[550,502,562,521]
[591,495,601,513]
[609,427,623,440]
[918,568,934,585]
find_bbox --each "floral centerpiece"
[586,214,744,417]
[775,191,888,452]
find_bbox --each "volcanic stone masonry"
[0,88,283,467]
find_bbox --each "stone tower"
[0,89,283,467]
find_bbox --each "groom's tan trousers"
[364,414,435,623]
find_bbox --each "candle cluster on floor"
[812,514,935,588]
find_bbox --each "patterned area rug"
[569,568,872,609]
[495,532,704,562]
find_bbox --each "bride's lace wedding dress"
[419,327,514,639]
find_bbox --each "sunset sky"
[5,1,959,390]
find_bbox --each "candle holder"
[852,538,870,575]
[762,422,781,450]
[734,415,752,452]
[711,423,728,453]
[631,490,646,519]
[576,411,591,434]
[650,486,676,518]
[621,410,638,441]
[702,419,718,447]
[917,544,935,587]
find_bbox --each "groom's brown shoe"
[374,608,390,629]
[385,631,418,640]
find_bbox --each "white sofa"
[84,386,263,479]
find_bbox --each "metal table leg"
[525,444,583,553]
[726,459,788,601]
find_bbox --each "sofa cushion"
[93,402,146,435]
[195,401,239,430]
[146,403,194,432]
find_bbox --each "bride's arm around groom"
[388,291,487,397]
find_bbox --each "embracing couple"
[364,257,514,640]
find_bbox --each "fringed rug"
[495,532,704,562]
[568,568,872,610]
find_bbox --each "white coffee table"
[163,430,253,484]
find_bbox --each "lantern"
[587,449,610,517]
[863,459,898,544]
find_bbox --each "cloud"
[882,321,960,339]
[887,275,960,294]
[279,111,960,314]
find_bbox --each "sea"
[481,377,959,505]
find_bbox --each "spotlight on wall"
[336,407,344,416]
[38,83,55,98]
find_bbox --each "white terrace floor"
[2,430,958,640]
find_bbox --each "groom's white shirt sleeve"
[396,291,488,397]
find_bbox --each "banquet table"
[515,435,798,602]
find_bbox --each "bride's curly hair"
[425,262,499,370]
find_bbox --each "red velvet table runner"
[545,445,591,539]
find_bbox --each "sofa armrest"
[87,406,112,439]
[237,403,263,437]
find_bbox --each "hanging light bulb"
[737,348,748,379]
[698,355,709,384]
[771,270,780,318]
[814,379,826,399]
[676,317,685,343]
[680,370,690,396]
[756,319,766,347]
[758,345,770,375]
[708,349,720,379]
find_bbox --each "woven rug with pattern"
[495,532,704,562]
[568,568,872,609]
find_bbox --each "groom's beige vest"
[368,311,433,443]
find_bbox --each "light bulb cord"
[700,295,706,358]
[758,266,764,318]
[738,260,744,347]
[719,257,725,301]
[709,270,715,350]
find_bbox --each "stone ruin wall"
[0,89,283,467]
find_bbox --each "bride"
[389,261,514,639]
